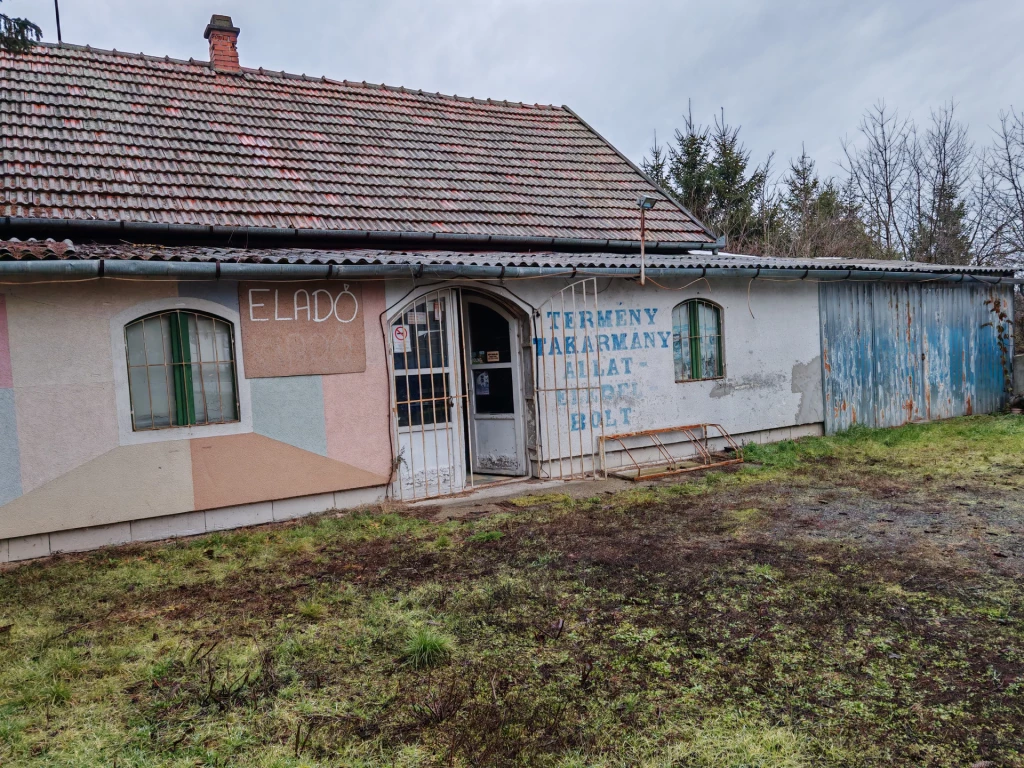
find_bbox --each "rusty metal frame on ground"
[600,423,743,481]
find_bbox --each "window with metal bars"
[672,299,724,382]
[124,310,240,430]
[391,296,452,428]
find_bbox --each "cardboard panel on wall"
[239,282,366,377]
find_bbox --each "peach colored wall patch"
[190,432,388,511]
[323,281,393,478]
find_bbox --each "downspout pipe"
[0,259,1015,284]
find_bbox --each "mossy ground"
[1,416,1023,767]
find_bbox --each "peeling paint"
[709,372,787,399]
[477,453,520,471]
[819,282,1009,433]
[792,356,823,425]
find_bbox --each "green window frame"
[672,299,724,382]
[124,310,240,431]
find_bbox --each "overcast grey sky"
[9,0,1024,181]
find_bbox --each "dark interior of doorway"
[458,289,527,488]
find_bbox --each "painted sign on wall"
[239,281,366,377]
[534,306,666,431]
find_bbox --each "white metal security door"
[533,279,605,479]
[388,289,467,500]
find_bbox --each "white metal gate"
[533,279,605,479]
[387,289,469,500]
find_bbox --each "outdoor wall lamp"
[637,195,659,285]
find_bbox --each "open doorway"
[461,293,528,480]
[387,288,530,501]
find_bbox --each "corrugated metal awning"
[0,239,1014,277]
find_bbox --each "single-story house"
[0,15,1015,561]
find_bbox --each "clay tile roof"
[0,43,714,245]
[0,237,76,259]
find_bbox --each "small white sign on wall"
[392,324,410,354]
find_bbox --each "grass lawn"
[2,416,1023,767]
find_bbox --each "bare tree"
[841,102,914,258]
[988,109,1024,267]
[906,103,974,264]
[965,147,1011,266]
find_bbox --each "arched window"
[124,310,239,431]
[672,299,724,381]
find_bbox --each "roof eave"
[0,217,723,255]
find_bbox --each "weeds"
[297,599,327,620]
[402,627,454,670]
[467,530,503,543]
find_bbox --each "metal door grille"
[388,289,470,500]
[533,279,605,479]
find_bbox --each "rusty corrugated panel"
[820,282,1012,434]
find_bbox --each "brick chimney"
[204,14,240,72]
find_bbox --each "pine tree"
[781,148,821,258]
[706,112,770,245]
[779,149,872,259]
[643,104,773,250]
[1,1,41,53]
[640,133,670,189]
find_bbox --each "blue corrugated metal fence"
[819,282,1012,434]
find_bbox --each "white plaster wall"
[385,276,824,464]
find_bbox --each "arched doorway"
[386,287,530,500]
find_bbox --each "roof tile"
[0,44,712,243]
